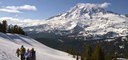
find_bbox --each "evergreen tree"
[8,25,14,33]
[13,25,19,33]
[0,20,26,35]
[2,20,7,33]
[0,22,2,32]
[76,54,79,60]
[92,44,105,60]
[81,44,92,60]
[18,27,25,35]
[112,53,118,60]
[85,45,92,60]
[105,53,114,60]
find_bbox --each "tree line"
[80,44,106,60]
[66,43,118,60]
[0,20,26,35]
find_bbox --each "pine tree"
[85,45,92,60]
[92,44,105,60]
[0,20,26,35]
[8,25,14,33]
[18,27,25,35]
[81,44,92,60]
[76,54,79,60]
[0,22,2,32]
[13,25,19,33]
[105,53,114,60]
[2,20,7,33]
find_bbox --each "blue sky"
[0,0,128,19]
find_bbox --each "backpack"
[20,47,26,55]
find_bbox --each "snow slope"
[0,33,75,60]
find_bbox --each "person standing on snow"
[24,49,31,60]
[19,45,26,60]
[16,48,20,57]
[31,48,36,60]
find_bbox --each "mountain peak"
[48,3,111,20]
[70,2,110,13]
[62,3,111,19]
[76,3,102,9]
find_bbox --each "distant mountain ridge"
[24,3,128,40]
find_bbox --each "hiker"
[31,48,36,60]
[24,49,31,60]
[20,45,26,60]
[16,48,20,57]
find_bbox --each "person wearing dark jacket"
[16,48,20,57]
[31,48,36,60]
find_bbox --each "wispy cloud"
[0,5,37,13]
[100,2,111,8]
[0,8,21,13]
[0,17,45,27]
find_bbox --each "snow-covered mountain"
[0,33,75,60]
[24,3,128,40]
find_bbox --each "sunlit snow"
[0,33,75,60]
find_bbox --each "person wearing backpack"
[19,45,26,60]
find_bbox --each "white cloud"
[0,17,45,27]
[6,5,37,11]
[0,8,21,13]
[19,5,37,11]
[0,5,37,13]
[100,2,111,8]
[76,2,111,9]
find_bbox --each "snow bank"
[0,33,75,60]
